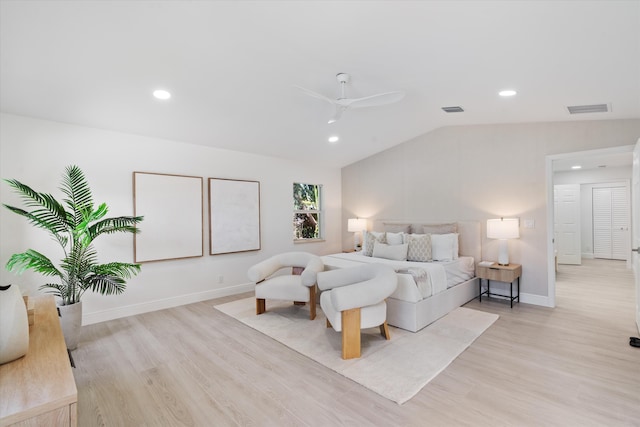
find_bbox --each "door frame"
[546,145,635,308]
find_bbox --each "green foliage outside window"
[293,183,322,239]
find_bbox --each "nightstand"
[477,263,522,308]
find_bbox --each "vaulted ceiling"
[1,1,639,168]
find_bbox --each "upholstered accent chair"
[317,264,398,359]
[248,252,324,320]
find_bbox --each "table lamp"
[487,218,519,265]
[347,218,367,251]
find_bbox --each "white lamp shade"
[347,218,367,232]
[486,218,519,239]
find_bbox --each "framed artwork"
[133,172,204,262]
[209,178,261,255]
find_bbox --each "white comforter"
[321,252,475,302]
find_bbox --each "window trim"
[293,182,323,240]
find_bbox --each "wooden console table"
[0,296,77,426]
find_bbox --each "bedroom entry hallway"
[554,258,635,326]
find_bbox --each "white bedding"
[321,252,475,303]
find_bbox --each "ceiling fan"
[296,73,405,124]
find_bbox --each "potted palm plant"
[3,165,143,350]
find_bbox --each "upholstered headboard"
[371,220,482,263]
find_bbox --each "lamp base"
[497,239,510,266]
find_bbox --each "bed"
[321,220,481,332]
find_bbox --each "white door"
[632,139,639,332]
[554,184,581,265]
[593,186,630,261]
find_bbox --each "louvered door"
[593,186,630,260]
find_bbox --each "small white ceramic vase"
[0,284,29,364]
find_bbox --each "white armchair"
[317,263,398,359]
[248,252,324,320]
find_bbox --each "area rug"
[214,298,498,404]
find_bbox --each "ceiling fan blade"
[345,91,405,109]
[327,105,345,124]
[294,85,336,105]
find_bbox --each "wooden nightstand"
[476,263,522,308]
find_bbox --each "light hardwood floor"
[72,259,639,426]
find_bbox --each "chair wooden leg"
[309,285,316,320]
[256,298,265,315]
[326,319,332,328]
[293,301,305,306]
[379,321,391,340]
[341,308,361,359]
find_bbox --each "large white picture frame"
[133,172,204,262]
[209,178,261,255]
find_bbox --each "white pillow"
[431,233,457,261]
[385,232,405,245]
[372,241,408,261]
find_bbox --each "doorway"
[546,145,635,308]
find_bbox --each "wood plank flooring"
[72,259,639,426]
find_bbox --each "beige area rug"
[214,298,498,404]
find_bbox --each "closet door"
[593,186,630,260]
[611,187,630,260]
[593,188,612,259]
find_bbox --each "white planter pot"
[58,301,82,351]
[0,284,29,364]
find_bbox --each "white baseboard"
[582,253,595,259]
[82,283,255,325]
[479,284,553,308]
[520,292,553,307]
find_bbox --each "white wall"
[342,119,640,306]
[0,114,342,324]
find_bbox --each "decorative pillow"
[404,233,432,262]
[422,223,458,234]
[363,231,386,257]
[383,223,411,233]
[452,233,459,259]
[385,231,405,245]
[372,242,408,261]
[431,233,457,261]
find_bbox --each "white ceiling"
[1,1,639,169]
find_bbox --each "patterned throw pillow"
[405,233,432,262]
[363,231,386,257]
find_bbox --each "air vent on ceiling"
[442,106,464,113]
[567,103,609,114]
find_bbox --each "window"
[293,183,322,240]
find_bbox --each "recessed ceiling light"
[499,90,517,97]
[328,136,339,143]
[571,165,582,170]
[153,89,171,100]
